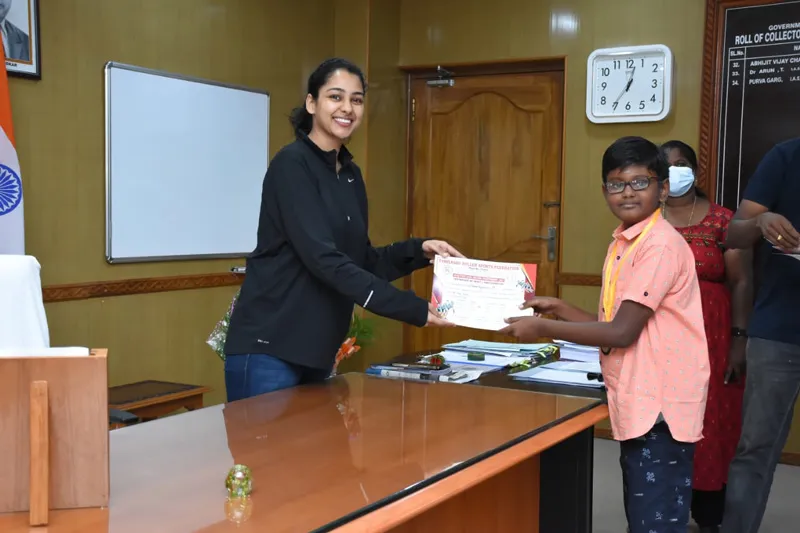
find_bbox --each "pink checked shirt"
[599,214,710,443]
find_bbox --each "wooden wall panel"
[42,274,243,303]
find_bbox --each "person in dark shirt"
[721,138,800,533]
[223,58,462,402]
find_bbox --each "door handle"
[531,226,557,262]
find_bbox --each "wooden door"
[405,70,565,353]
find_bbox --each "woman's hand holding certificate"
[422,239,465,263]
[425,302,457,328]
[430,256,538,331]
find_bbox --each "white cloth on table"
[0,254,50,350]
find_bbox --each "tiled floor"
[592,438,800,532]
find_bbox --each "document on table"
[511,367,604,388]
[443,339,551,356]
[554,340,600,363]
[366,363,493,384]
[542,360,601,374]
[441,350,533,368]
[431,256,538,331]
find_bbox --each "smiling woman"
[221,58,464,402]
[288,58,367,153]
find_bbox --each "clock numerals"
[592,55,665,117]
[612,59,637,70]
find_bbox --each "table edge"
[326,403,609,533]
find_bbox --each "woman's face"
[666,147,693,171]
[306,69,365,143]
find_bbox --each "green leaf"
[348,312,376,346]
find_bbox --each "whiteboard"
[104,62,269,263]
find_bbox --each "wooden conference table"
[0,371,608,533]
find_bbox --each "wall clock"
[585,44,674,124]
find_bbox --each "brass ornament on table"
[225,464,253,498]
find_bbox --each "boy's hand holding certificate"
[430,256,538,331]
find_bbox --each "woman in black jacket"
[223,58,461,401]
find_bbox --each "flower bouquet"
[332,311,375,374]
[207,289,240,361]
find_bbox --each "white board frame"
[103,61,269,264]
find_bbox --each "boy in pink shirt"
[501,136,710,533]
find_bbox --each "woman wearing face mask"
[660,140,753,533]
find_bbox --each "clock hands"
[613,67,637,109]
[624,66,636,91]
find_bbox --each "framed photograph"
[2,0,40,80]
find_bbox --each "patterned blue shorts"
[619,421,696,533]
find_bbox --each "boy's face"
[603,165,668,227]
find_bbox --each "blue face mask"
[668,166,695,197]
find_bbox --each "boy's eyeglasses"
[604,176,658,195]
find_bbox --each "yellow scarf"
[602,209,661,322]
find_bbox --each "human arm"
[723,246,753,383]
[726,201,799,251]
[503,240,677,347]
[364,238,465,281]
[363,237,430,281]
[270,154,431,326]
[500,301,652,346]
[518,296,597,323]
[352,167,463,280]
[725,145,800,251]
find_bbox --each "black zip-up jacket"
[224,133,430,370]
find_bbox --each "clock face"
[586,45,672,123]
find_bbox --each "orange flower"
[335,337,361,367]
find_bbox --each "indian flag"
[0,42,24,255]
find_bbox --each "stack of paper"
[554,340,600,363]
[441,350,532,368]
[440,339,554,368]
[366,363,494,384]
[507,343,605,389]
[541,360,601,374]
[443,339,552,356]
[510,367,604,388]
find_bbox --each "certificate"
[430,256,538,331]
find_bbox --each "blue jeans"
[722,338,800,533]
[620,421,696,533]
[224,354,331,402]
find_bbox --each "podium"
[0,348,109,525]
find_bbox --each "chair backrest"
[0,255,50,350]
